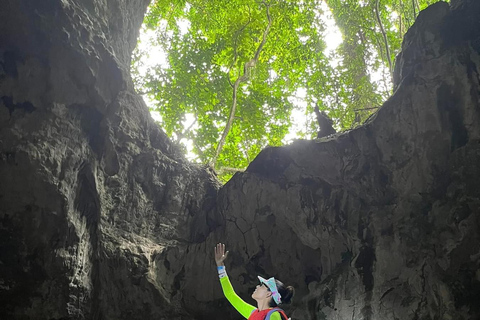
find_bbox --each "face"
[251,283,272,301]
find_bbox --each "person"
[214,243,295,320]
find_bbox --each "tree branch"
[227,6,253,88]
[210,1,272,168]
[175,116,198,142]
[216,166,245,175]
[399,0,404,37]
[353,106,380,111]
[374,0,393,79]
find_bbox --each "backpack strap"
[265,307,289,320]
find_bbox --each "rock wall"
[0,1,220,319]
[182,1,480,320]
[0,0,479,320]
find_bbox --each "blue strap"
[265,307,287,320]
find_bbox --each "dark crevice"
[1,96,35,115]
[172,266,185,296]
[412,262,427,320]
[465,57,480,112]
[74,163,101,318]
[355,212,375,320]
[68,104,104,156]
[354,246,376,293]
[379,287,395,301]
[75,164,101,226]
[436,83,469,151]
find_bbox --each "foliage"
[132,0,444,182]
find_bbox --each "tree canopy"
[132,0,444,182]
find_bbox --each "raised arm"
[215,243,256,319]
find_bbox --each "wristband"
[217,266,227,279]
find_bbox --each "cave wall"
[0,1,220,319]
[0,0,479,320]
[186,1,480,320]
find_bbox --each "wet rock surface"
[0,0,479,320]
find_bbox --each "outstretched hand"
[214,243,229,267]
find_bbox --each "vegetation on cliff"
[132,0,443,180]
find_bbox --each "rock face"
[0,1,220,319]
[0,1,479,320]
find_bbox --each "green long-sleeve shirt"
[219,276,281,320]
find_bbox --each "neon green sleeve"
[219,276,256,319]
[270,311,282,320]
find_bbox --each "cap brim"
[257,276,268,284]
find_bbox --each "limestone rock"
[1,0,480,320]
[0,1,220,319]
[205,2,480,320]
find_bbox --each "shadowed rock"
[314,104,337,138]
[0,0,479,320]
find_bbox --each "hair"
[268,279,295,307]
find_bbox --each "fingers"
[215,243,226,256]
